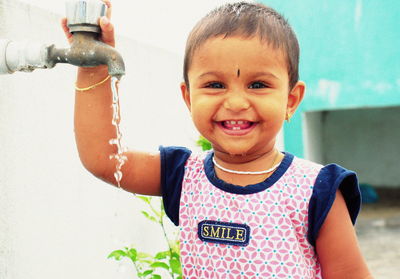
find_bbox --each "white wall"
[0,0,196,278]
[303,107,400,188]
[19,0,245,55]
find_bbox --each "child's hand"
[60,0,115,47]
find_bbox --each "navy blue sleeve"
[159,146,192,226]
[307,164,361,246]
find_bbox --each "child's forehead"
[192,35,288,67]
[196,34,285,54]
[188,38,289,84]
[202,34,273,47]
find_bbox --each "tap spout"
[47,32,125,80]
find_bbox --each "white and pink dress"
[160,146,360,279]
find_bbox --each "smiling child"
[63,1,372,278]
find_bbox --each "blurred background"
[1,0,399,278]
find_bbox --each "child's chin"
[212,141,255,157]
[223,146,252,157]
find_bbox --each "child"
[62,1,372,278]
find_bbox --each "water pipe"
[0,0,125,79]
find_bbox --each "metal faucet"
[47,31,125,80]
[0,0,125,79]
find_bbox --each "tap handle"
[66,0,107,33]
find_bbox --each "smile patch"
[198,220,250,246]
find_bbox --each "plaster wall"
[0,0,195,278]
[303,111,324,164]
[303,107,400,188]
[268,0,400,156]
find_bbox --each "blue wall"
[260,0,400,156]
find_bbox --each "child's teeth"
[226,120,247,125]
[222,120,252,130]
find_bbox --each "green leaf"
[151,274,162,279]
[171,251,180,260]
[150,261,170,270]
[154,251,169,260]
[149,206,162,219]
[107,250,127,261]
[138,259,154,265]
[137,195,152,204]
[141,270,153,276]
[141,211,158,223]
[196,136,212,151]
[127,248,137,262]
[170,258,182,275]
[137,252,152,260]
[170,240,181,254]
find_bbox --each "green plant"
[108,196,182,279]
[196,135,212,151]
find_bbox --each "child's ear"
[286,81,305,117]
[180,82,191,112]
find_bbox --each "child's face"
[181,35,304,158]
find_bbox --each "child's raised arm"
[61,0,161,196]
[316,191,373,278]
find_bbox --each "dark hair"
[183,2,299,90]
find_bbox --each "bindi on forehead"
[237,68,240,78]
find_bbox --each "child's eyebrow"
[197,71,221,79]
[196,71,280,80]
[252,71,280,80]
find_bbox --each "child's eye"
[249,81,268,89]
[205,82,225,89]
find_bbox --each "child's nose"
[223,91,250,112]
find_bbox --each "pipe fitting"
[0,39,54,74]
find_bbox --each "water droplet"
[109,138,118,145]
[117,160,125,169]
[112,110,119,120]
[112,91,119,103]
[114,170,122,182]
[109,77,127,188]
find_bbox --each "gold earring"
[286,112,292,122]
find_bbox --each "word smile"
[198,220,250,246]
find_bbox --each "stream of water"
[109,77,127,188]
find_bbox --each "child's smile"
[217,120,256,136]
[181,35,303,163]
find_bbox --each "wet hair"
[183,2,299,90]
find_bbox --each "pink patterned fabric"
[179,153,323,279]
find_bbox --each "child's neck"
[213,149,284,187]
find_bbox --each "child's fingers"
[99,16,116,47]
[102,0,112,19]
[99,0,115,47]
[61,1,114,47]
[61,17,73,44]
